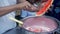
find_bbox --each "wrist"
[17,0,26,3]
[15,4,25,10]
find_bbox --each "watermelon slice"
[36,0,54,16]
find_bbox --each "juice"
[23,16,57,33]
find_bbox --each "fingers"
[23,1,39,11]
[25,5,38,11]
[31,5,39,12]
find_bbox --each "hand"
[17,1,38,11]
[16,1,32,9]
[24,5,39,11]
[37,2,47,11]
[23,2,39,11]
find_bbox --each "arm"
[0,3,26,17]
[0,5,17,17]
[17,0,26,3]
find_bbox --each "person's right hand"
[16,1,38,11]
